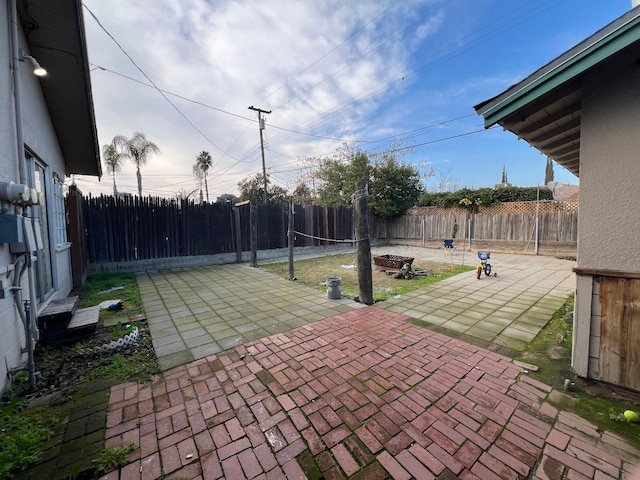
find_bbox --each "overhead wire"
[83,4,245,164]
[270,0,450,113]
[83,1,561,198]
[91,62,478,159]
[264,0,565,149]
[256,0,403,105]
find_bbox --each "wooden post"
[288,198,295,280]
[250,202,257,267]
[67,184,88,290]
[355,181,373,305]
[234,207,242,262]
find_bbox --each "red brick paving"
[100,307,640,479]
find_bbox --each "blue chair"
[444,239,455,249]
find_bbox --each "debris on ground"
[98,299,123,310]
[32,317,156,405]
[394,262,415,279]
[99,286,125,294]
[376,261,433,279]
[625,410,640,422]
[514,360,539,372]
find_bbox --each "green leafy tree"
[314,148,422,218]
[216,193,239,205]
[418,186,553,208]
[369,156,422,218]
[115,132,160,197]
[238,173,288,204]
[101,140,125,196]
[544,157,555,184]
[193,151,213,202]
[292,182,315,205]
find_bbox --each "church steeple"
[495,165,512,189]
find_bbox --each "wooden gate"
[599,277,640,391]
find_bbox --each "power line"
[90,65,369,143]
[83,5,243,164]
[264,0,564,148]
[90,64,478,149]
[256,0,403,105]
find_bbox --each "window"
[52,173,67,245]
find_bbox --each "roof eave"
[475,8,640,128]
[19,0,102,178]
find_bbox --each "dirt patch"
[576,377,640,408]
[31,319,157,405]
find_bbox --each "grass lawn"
[0,272,158,479]
[514,295,640,449]
[260,252,474,302]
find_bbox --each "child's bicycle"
[476,251,497,279]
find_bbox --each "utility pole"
[248,105,271,204]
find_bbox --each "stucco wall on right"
[579,48,640,272]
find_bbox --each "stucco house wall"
[1,7,75,391]
[578,47,640,272]
[573,45,640,382]
[0,0,24,393]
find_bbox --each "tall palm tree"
[194,151,212,202]
[116,132,160,197]
[102,140,125,196]
[192,163,204,203]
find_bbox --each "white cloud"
[78,0,439,198]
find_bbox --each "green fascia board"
[482,18,640,128]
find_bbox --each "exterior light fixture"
[19,48,47,76]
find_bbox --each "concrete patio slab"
[137,264,364,370]
[375,247,575,349]
[139,247,574,373]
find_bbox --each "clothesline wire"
[292,230,369,243]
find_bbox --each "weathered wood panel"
[81,197,356,263]
[599,277,640,391]
[381,210,577,244]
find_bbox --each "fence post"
[67,184,88,290]
[288,198,295,280]
[250,202,257,267]
[535,185,540,255]
[233,206,242,262]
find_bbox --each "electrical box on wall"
[0,214,24,244]
[8,217,37,253]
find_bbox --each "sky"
[73,0,633,200]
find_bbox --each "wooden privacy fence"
[74,195,577,276]
[84,196,235,262]
[80,196,355,264]
[377,200,578,251]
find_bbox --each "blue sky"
[76,0,633,198]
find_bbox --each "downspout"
[8,255,36,390]
[9,0,38,390]
[9,0,26,185]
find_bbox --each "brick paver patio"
[102,307,640,479]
